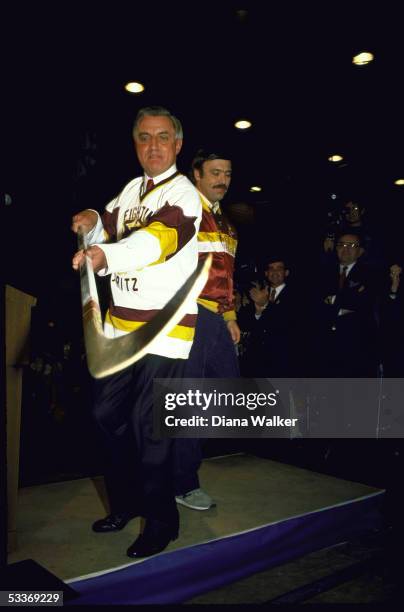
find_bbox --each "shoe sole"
[92,523,129,532]
[175,498,216,511]
[127,533,178,558]
[92,525,127,532]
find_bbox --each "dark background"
[5,4,404,302]
[4,4,404,488]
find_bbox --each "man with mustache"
[174,149,240,511]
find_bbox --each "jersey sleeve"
[96,182,201,274]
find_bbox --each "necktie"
[144,178,154,194]
[339,266,348,290]
[269,288,277,303]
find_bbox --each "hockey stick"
[78,229,211,379]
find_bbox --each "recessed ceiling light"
[250,186,262,192]
[124,81,145,93]
[328,154,344,162]
[235,119,252,130]
[352,52,374,66]
[394,179,404,185]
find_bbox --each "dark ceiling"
[5,3,404,305]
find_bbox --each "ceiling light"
[352,52,374,66]
[328,154,344,162]
[394,179,404,186]
[250,186,262,192]
[124,81,145,93]
[235,119,252,130]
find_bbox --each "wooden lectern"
[5,285,36,553]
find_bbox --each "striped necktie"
[144,178,154,194]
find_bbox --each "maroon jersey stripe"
[109,304,197,327]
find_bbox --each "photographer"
[322,193,385,270]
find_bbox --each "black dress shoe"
[126,518,178,558]
[92,512,137,533]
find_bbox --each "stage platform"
[7,454,385,604]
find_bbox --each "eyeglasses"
[344,205,360,212]
[336,242,360,249]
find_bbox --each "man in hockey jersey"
[71,106,202,558]
[174,149,240,511]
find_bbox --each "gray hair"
[132,106,183,140]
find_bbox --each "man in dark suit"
[238,257,302,377]
[316,232,381,377]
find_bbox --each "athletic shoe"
[175,488,215,510]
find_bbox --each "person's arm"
[71,196,120,271]
[249,284,270,316]
[222,291,240,343]
[94,183,201,276]
[226,318,241,343]
[389,264,402,298]
[336,265,379,315]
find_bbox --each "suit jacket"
[316,258,381,376]
[238,284,303,377]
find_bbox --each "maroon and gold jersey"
[196,191,238,322]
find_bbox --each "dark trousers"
[174,305,240,495]
[93,354,183,529]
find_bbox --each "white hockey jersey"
[87,165,202,359]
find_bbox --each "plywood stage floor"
[8,453,383,587]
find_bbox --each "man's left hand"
[72,245,107,273]
[227,320,241,344]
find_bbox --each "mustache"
[213,184,227,190]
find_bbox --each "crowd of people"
[234,198,403,379]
